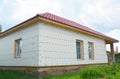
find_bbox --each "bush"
[80,67,105,79]
[43,64,120,79]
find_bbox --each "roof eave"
[37,15,119,43]
[0,13,119,44]
[0,15,39,38]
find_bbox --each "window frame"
[76,40,84,60]
[88,42,94,60]
[14,38,22,58]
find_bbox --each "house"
[0,13,119,72]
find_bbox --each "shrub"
[80,67,105,79]
[43,64,120,79]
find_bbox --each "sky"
[0,0,120,51]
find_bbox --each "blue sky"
[0,0,120,51]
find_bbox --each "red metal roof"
[0,12,118,43]
[37,12,118,43]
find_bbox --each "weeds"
[43,64,120,79]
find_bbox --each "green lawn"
[0,70,39,79]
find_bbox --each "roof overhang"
[0,13,119,44]
[37,17,119,44]
[0,15,39,38]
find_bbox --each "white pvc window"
[15,39,22,58]
[88,42,94,60]
[76,40,83,59]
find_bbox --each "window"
[76,40,84,60]
[88,42,94,60]
[14,39,22,58]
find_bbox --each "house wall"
[38,22,108,66]
[0,23,39,66]
[0,21,108,67]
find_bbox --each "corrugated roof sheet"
[37,12,119,43]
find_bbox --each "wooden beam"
[110,43,115,62]
[110,43,114,54]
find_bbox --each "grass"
[43,63,120,79]
[0,63,120,79]
[0,70,39,79]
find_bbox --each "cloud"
[0,0,64,31]
[11,0,63,21]
[0,5,2,12]
[0,8,2,21]
[0,3,3,21]
[0,0,119,52]
[0,0,120,35]
[78,0,120,31]
[106,29,120,40]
